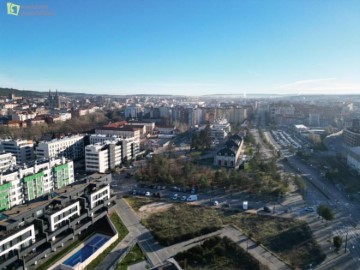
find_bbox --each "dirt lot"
[138,202,173,219]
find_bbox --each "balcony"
[0,251,18,270]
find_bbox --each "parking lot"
[271,129,303,149]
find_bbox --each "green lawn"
[85,213,129,270]
[223,213,325,269]
[116,244,145,270]
[142,204,223,246]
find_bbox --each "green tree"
[317,204,334,224]
[333,236,342,251]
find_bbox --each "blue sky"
[0,0,359,95]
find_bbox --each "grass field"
[116,244,145,270]
[224,213,325,269]
[142,204,223,246]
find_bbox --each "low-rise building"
[214,134,243,168]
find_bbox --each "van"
[187,195,198,202]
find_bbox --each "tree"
[333,236,342,251]
[317,204,334,224]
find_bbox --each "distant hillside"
[0,87,47,98]
[0,87,94,98]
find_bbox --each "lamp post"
[345,229,349,252]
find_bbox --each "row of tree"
[0,111,109,141]
[135,152,289,196]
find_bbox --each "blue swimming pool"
[63,235,109,267]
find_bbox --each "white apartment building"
[0,224,36,257]
[0,139,34,165]
[0,152,16,172]
[46,201,80,232]
[89,185,110,209]
[36,135,85,160]
[85,137,139,173]
[85,140,125,173]
[90,134,139,162]
[0,158,74,210]
[85,144,109,173]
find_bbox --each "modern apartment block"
[85,144,110,173]
[90,134,139,160]
[0,157,74,211]
[0,152,16,172]
[0,139,34,165]
[0,173,116,270]
[36,135,85,160]
[85,137,138,173]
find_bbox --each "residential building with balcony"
[36,135,85,160]
[0,173,116,270]
[0,139,34,165]
[0,157,74,210]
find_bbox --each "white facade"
[90,186,110,209]
[85,140,124,173]
[0,152,16,172]
[0,158,74,209]
[0,139,34,165]
[0,225,35,257]
[48,201,80,232]
[36,135,84,160]
[85,144,109,173]
[89,134,139,163]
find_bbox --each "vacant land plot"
[142,204,223,246]
[125,197,159,211]
[225,213,325,269]
[176,236,266,270]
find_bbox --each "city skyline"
[1,0,359,95]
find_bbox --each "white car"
[145,192,151,197]
[213,201,219,206]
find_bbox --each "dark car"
[263,206,271,213]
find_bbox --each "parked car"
[187,195,198,202]
[180,195,187,201]
[263,206,271,213]
[213,200,219,206]
[172,194,178,200]
[145,191,151,197]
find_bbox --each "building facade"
[36,135,85,160]
[0,139,34,165]
[214,134,243,168]
[0,157,74,211]
[0,173,116,270]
